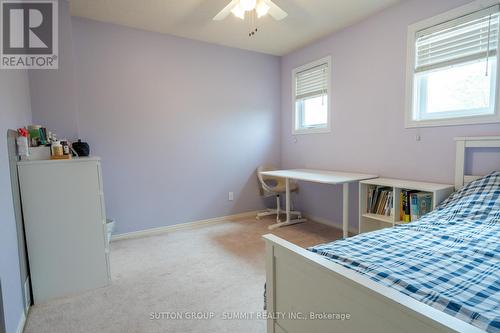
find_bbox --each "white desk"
[259,169,378,238]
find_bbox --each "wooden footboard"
[263,234,484,333]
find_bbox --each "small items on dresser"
[16,128,29,157]
[50,140,72,160]
[27,125,47,146]
[17,125,53,160]
[72,139,90,157]
[51,141,63,157]
[61,140,70,155]
[16,125,91,161]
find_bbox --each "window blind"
[295,63,328,100]
[415,5,500,73]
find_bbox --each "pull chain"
[248,10,258,37]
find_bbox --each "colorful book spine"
[371,187,381,213]
[384,192,393,216]
[367,187,374,213]
[418,193,433,217]
[374,188,434,223]
[410,193,420,222]
[367,187,393,216]
[400,192,404,221]
[403,190,411,222]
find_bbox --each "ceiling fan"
[213,0,288,22]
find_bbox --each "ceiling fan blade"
[213,0,239,21]
[262,0,288,21]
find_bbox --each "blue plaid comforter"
[309,171,500,332]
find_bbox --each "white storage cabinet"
[18,157,111,304]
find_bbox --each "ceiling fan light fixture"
[239,0,257,11]
[256,0,270,18]
[231,4,245,19]
[212,0,287,23]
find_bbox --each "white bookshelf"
[359,178,454,234]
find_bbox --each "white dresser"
[18,157,110,304]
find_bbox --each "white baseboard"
[304,213,359,235]
[16,307,27,333]
[111,210,260,241]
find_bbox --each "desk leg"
[343,183,349,238]
[285,178,291,223]
[268,178,307,230]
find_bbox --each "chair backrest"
[257,165,283,197]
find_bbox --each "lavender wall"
[29,0,500,237]
[281,0,500,231]
[69,18,281,234]
[0,71,32,333]
[29,0,80,141]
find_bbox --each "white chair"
[256,166,302,227]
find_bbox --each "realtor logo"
[1,0,58,69]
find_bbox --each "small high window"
[293,57,331,134]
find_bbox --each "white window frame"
[405,0,500,128]
[292,56,332,135]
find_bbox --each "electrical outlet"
[228,192,234,201]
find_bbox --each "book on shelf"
[367,186,392,217]
[399,190,432,223]
[384,191,393,216]
[400,190,416,222]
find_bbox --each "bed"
[263,136,500,333]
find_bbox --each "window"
[293,57,331,134]
[406,1,500,127]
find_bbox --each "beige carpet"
[23,216,343,333]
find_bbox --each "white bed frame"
[455,136,500,190]
[263,136,500,333]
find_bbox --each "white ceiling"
[68,0,402,56]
